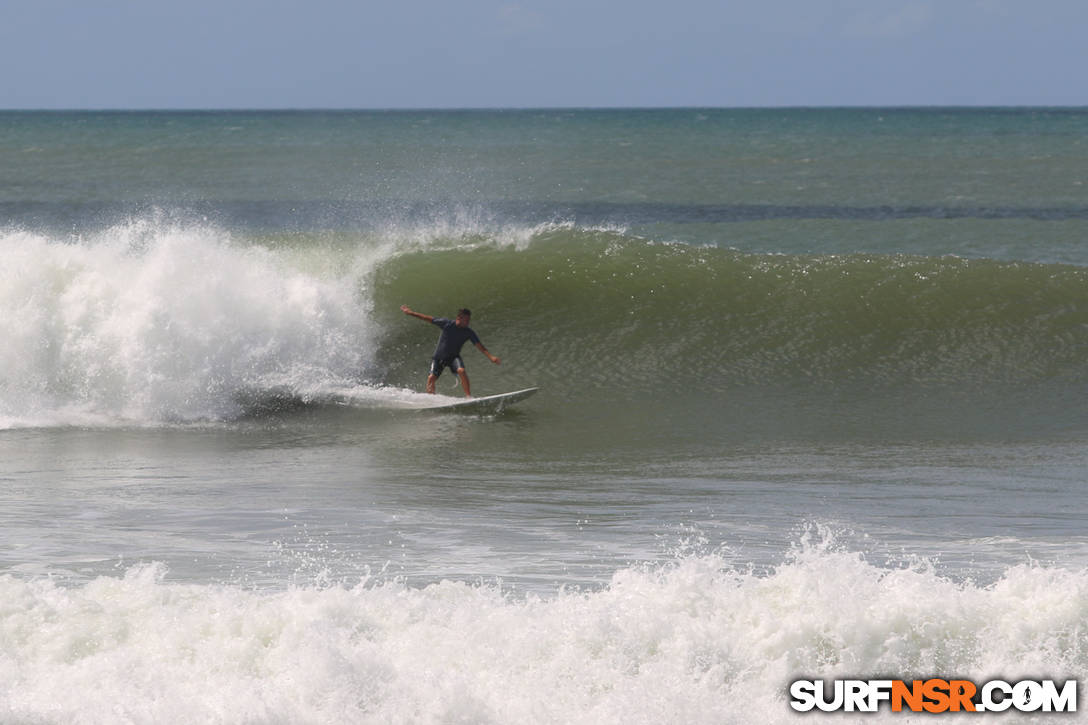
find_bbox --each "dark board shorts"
[429,356,465,377]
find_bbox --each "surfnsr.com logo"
[789,678,1077,714]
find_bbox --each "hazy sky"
[2,0,1085,109]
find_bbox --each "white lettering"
[868,680,893,710]
[982,680,1013,712]
[844,680,869,712]
[1042,680,1077,712]
[1014,680,1043,712]
[789,680,817,712]
[816,680,844,712]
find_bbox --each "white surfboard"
[418,387,539,414]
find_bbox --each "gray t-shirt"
[431,318,481,361]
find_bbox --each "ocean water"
[0,108,1086,723]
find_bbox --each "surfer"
[400,306,501,397]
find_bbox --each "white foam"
[1,544,1083,724]
[0,222,376,426]
[304,382,474,410]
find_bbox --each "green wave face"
[374,228,1087,388]
[371,227,1088,441]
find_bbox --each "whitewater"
[3,545,1085,724]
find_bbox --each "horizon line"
[2,104,1087,113]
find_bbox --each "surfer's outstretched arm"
[401,305,434,323]
[475,341,501,365]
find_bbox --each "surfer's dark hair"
[458,308,471,317]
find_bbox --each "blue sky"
[2,0,1085,108]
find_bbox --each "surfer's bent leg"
[427,358,446,394]
[456,367,471,397]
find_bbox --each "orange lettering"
[922,679,951,713]
[892,680,924,712]
[948,680,977,712]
